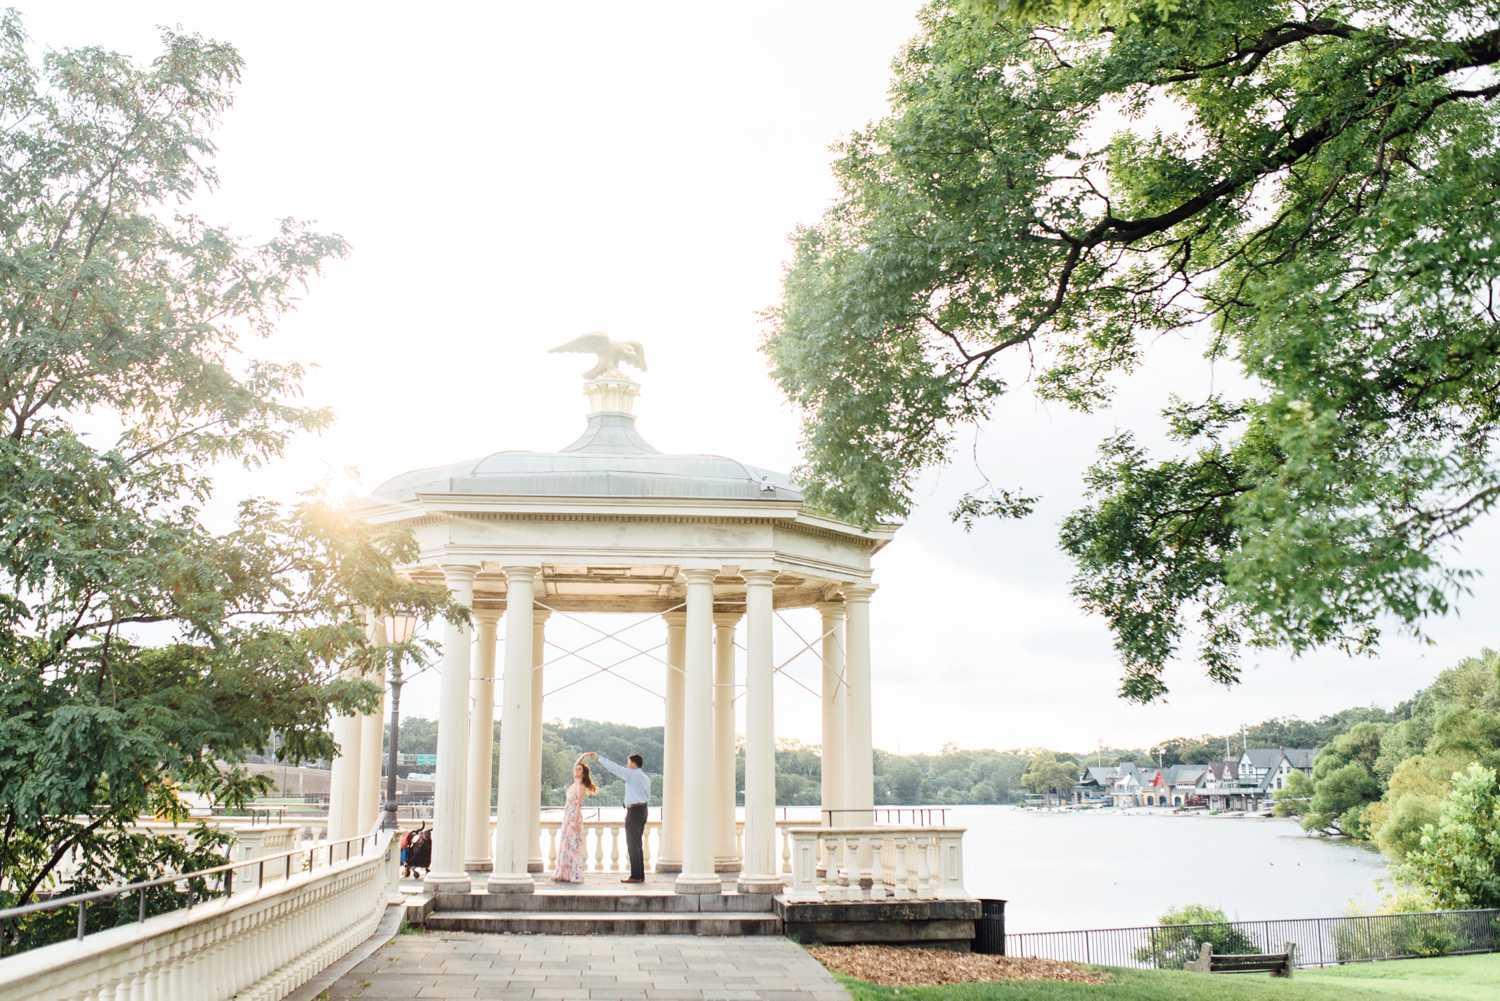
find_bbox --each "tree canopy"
[1022,750,1081,799]
[1296,721,1389,836]
[766,0,1500,700]
[1399,763,1500,909]
[0,13,450,935]
[1270,648,1500,913]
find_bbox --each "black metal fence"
[1005,909,1500,969]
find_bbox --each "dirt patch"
[809,945,1110,987]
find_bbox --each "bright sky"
[23,2,1500,754]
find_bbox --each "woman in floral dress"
[553,755,597,883]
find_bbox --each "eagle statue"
[549,333,648,380]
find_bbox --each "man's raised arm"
[592,752,630,781]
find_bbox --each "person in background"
[407,824,431,878]
[399,825,417,877]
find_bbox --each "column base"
[655,859,682,874]
[713,858,743,874]
[423,871,473,892]
[527,858,544,874]
[486,872,536,894]
[674,873,723,895]
[463,859,493,873]
[736,874,784,894]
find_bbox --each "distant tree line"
[384,698,1418,810]
[386,718,1036,807]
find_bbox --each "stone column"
[675,568,720,894]
[843,584,876,827]
[464,608,501,871]
[657,610,687,873]
[425,564,477,890]
[713,611,741,873]
[738,570,780,893]
[818,601,847,827]
[355,613,385,833]
[527,609,549,873]
[488,565,538,893]
[357,688,384,833]
[327,681,362,842]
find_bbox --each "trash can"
[973,898,1007,954]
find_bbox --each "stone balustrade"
[531,817,813,875]
[784,827,967,903]
[0,828,397,1001]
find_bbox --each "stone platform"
[400,873,981,950]
[406,873,783,938]
[776,897,981,950]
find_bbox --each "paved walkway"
[325,932,851,1001]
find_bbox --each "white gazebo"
[327,341,894,896]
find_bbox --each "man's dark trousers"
[624,803,647,879]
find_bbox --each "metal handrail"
[820,807,950,825]
[1004,908,1500,969]
[0,819,388,951]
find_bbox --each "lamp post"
[382,611,418,831]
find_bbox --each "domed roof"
[371,404,802,504]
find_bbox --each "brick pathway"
[324,932,851,1001]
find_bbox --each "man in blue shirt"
[587,751,650,882]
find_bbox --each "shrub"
[1399,764,1500,909]
[1135,904,1257,969]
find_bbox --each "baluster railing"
[783,827,965,903]
[891,836,910,900]
[842,836,860,901]
[868,837,885,901]
[0,822,397,1001]
[916,833,934,897]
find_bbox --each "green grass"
[1300,955,1500,999]
[835,954,1500,1001]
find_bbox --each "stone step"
[432,890,775,913]
[422,910,783,936]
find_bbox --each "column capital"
[501,564,542,583]
[712,611,743,628]
[440,563,481,584]
[815,600,847,618]
[532,607,551,624]
[662,609,687,626]
[472,606,503,625]
[741,569,778,585]
[842,583,877,602]
[679,567,719,585]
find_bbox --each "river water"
[575,802,1392,933]
[950,805,1391,932]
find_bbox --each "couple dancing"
[553,750,650,884]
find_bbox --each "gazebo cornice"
[355,492,892,549]
[412,491,805,520]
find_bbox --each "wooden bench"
[1185,941,1296,977]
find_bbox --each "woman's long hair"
[577,760,598,794]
